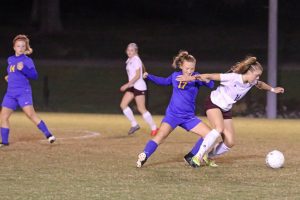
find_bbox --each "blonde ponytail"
[172,50,196,68]
[229,56,262,74]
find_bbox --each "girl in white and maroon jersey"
[177,56,284,167]
[120,43,158,136]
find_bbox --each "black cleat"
[136,152,148,168]
[184,152,199,168]
[128,125,140,135]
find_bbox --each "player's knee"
[120,103,126,110]
[226,140,235,148]
[137,106,146,114]
[215,126,225,134]
[25,112,36,120]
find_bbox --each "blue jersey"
[6,54,38,94]
[147,71,214,118]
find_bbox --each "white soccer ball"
[266,150,285,169]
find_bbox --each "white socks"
[123,107,138,127]
[208,142,230,158]
[195,129,220,158]
[142,111,157,131]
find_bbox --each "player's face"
[126,47,137,58]
[248,69,262,83]
[180,61,195,76]
[14,40,26,56]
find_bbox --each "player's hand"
[120,83,129,92]
[143,72,148,79]
[176,75,194,82]
[273,87,285,94]
[17,62,24,70]
[4,75,8,82]
[197,74,210,83]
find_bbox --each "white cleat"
[136,152,147,168]
[47,136,56,144]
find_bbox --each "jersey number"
[9,65,15,72]
[178,81,187,89]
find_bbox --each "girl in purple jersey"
[177,56,285,167]
[136,50,221,168]
[0,35,55,147]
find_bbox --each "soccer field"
[0,113,299,200]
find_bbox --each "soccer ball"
[265,150,285,169]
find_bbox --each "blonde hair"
[229,56,263,74]
[172,50,196,68]
[13,34,33,55]
[127,42,146,73]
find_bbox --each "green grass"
[0,113,299,199]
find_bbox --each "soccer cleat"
[47,135,56,144]
[184,152,199,168]
[150,128,159,136]
[136,152,148,168]
[0,143,9,148]
[128,125,140,135]
[203,154,218,167]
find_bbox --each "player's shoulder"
[7,55,15,63]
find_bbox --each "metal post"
[267,0,278,119]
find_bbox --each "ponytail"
[229,56,263,74]
[172,50,196,69]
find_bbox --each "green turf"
[0,113,299,199]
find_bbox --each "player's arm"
[255,81,284,94]
[17,61,38,80]
[120,68,140,92]
[4,75,8,82]
[144,72,172,86]
[176,73,221,83]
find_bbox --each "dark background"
[0,0,299,117]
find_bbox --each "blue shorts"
[2,92,33,111]
[162,113,202,131]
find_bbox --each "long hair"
[172,50,196,69]
[13,34,33,55]
[229,56,263,74]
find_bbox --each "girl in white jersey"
[177,56,284,167]
[120,43,158,136]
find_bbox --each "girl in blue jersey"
[0,35,55,147]
[136,50,222,168]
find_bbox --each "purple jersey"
[6,54,38,94]
[147,71,214,118]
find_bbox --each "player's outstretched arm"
[256,81,285,94]
[145,73,172,86]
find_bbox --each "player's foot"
[0,143,9,148]
[150,128,159,136]
[47,135,56,144]
[203,154,218,167]
[184,152,199,168]
[191,154,204,167]
[136,152,148,168]
[128,125,140,135]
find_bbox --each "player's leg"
[0,107,14,146]
[189,122,221,165]
[208,119,234,158]
[137,122,174,168]
[22,105,55,143]
[135,94,157,136]
[120,91,139,135]
[0,94,18,146]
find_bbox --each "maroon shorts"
[204,96,232,119]
[125,87,146,96]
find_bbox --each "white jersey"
[210,73,257,111]
[125,55,147,91]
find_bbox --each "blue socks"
[1,127,10,145]
[37,120,52,138]
[144,140,158,158]
[190,138,204,156]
